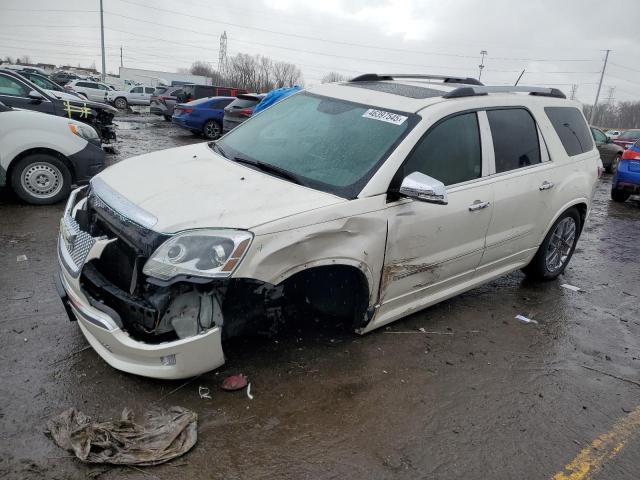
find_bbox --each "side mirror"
[606,137,612,144]
[28,90,45,103]
[399,172,448,205]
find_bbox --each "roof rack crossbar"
[349,73,483,86]
[443,85,566,99]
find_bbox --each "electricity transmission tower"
[605,86,616,105]
[218,31,227,73]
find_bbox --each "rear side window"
[545,106,593,156]
[155,87,168,95]
[591,127,607,144]
[211,99,233,109]
[145,87,155,94]
[227,98,258,109]
[487,108,541,173]
[401,112,482,186]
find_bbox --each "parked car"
[172,96,235,139]
[0,102,105,204]
[51,71,82,87]
[0,69,82,100]
[222,93,266,132]
[611,140,640,202]
[591,126,624,173]
[55,74,599,380]
[606,129,622,140]
[108,85,156,109]
[177,84,247,104]
[613,129,640,149]
[0,70,117,143]
[65,79,113,103]
[150,85,183,121]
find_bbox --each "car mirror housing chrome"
[399,171,448,205]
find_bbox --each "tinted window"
[0,74,29,96]
[212,99,233,109]
[131,86,143,93]
[227,98,259,109]
[145,87,155,94]
[544,106,593,156]
[487,109,541,172]
[76,82,90,88]
[591,127,607,144]
[155,87,168,95]
[401,113,482,186]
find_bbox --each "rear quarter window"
[544,106,594,156]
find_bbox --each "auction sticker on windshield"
[362,109,408,125]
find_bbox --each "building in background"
[116,67,212,88]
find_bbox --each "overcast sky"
[1,0,639,103]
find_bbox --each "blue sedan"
[172,96,235,139]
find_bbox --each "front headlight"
[143,229,253,281]
[68,122,100,144]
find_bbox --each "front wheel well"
[280,265,370,328]
[6,148,75,186]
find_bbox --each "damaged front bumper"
[55,187,226,380]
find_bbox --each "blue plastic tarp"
[253,86,302,114]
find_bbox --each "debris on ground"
[247,383,254,400]
[45,406,197,466]
[16,254,27,262]
[198,386,212,399]
[222,374,248,391]
[561,284,582,292]
[515,315,539,325]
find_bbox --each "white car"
[65,80,113,103]
[606,129,622,140]
[0,103,105,204]
[108,85,156,109]
[56,74,598,379]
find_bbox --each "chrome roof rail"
[443,85,567,99]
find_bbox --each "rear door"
[143,87,155,104]
[376,111,494,320]
[129,86,144,104]
[477,107,559,274]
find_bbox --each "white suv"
[55,74,598,379]
[66,80,113,103]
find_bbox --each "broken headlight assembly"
[143,230,253,282]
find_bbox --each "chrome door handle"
[468,200,491,211]
[539,181,555,191]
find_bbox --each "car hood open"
[92,142,346,233]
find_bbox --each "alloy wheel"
[545,217,577,273]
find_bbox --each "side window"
[592,128,607,144]
[544,106,594,156]
[487,108,541,173]
[0,75,30,96]
[212,99,233,109]
[145,87,155,94]
[131,86,143,93]
[98,84,109,90]
[401,112,482,186]
[76,82,89,88]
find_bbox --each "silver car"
[150,85,183,121]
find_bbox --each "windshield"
[618,130,640,140]
[215,92,416,197]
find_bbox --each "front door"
[373,111,494,327]
[0,73,55,114]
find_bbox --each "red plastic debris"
[221,374,248,391]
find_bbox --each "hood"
[47,89,81,100]
[92,143,346,233]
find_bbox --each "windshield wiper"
[209,141,228,159]
[233,156,304,186]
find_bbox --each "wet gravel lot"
[1,112,640,479]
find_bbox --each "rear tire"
[10,153,71,205]
[522,208,580,281]
[611,188,630,203]
[203,120,222,140]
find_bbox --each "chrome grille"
[59,187,98,277]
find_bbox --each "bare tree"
[190,61,215,77]
[321,71,348,83]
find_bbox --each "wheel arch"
[6,147,75,186]
[542,200,588,240]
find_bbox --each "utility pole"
[589,49,610,125]
[478,50,487,81]
[570,84,578,100]
[99,0,106,82]
[120,46,123,68]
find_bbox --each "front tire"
[114,97,128,109]
[202,120,222,139]
[522,208,580,281]
[10,153,71,205]
[605,153,621,174]
[611,188,630,203]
